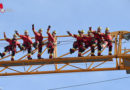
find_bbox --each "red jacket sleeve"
[29,39,33,44]
[34,30,39,36]
[92,31,96,35]
[73,34,78,38]
[16,32,25,39]
[83,36,88,42]
[47,32,55,42]
[19,35,26,39]
[27,37,33,44]
[5,38,12,43]
[106,35,112,41]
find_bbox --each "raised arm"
[46,25,55,41]
[67,31,73,36]
[32,24,39,36]
[4,32,11,42]
[4,32,7,39]
[32,24,36,33]
[15,30,26,40]
[47,25,51,34]
[15,30,20,37]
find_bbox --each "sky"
[0,0,130,90]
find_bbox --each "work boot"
[38,56,43,59]
[109,53,112,55]
[70,49,75,54]
[98,53,102,56]
[28,57,32,60]
[91,54,95,56]
[78,53,82,57]
[49,55,53,59]
[78,55,82,57]
[80,48,85,52]
[11,58,14,61]
[0,53,4,58]
[109,51,112,55]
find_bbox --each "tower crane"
[0,31,130,76]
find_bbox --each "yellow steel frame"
[0,31,130,76]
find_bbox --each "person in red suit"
[67,30,85,57]
[103,27,113,55]
[15,30,33,60]
[96,27,105,56]
[47,25,56,59]
[90,27,104,56]
[0,32,22,61]
[88,27,96,33]
[83,27,97,56]
[32,24,44,59]
[88,27,105,56]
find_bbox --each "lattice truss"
[0,31,130,76]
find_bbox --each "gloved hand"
[15,30,18,34]
[48,25,51,29]
[67,31,71,35]
[78,30,81,33]
[32,24,34,30]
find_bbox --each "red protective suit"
[16,32,33,60]
[83,35,97,56]
[103,34,112,46]
[18,34,33,49]
[5,38,21,52]
[73,34,84,48]
[33,30,44,59]
[69,33,85,57]
[47,31,56,59]
[0,38,21,61]
[47,32,55,48]
[34,31,43,43]
[93,32,104,41]
[83,36,97,48]
[92,31,104,56]
[103,34,113,55]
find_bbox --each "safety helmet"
[105,27,110,34]
[53,30,56,34]
[13,34,17,37]
[81,30,84,33]
[88,30,92,33]
[24,30,28,33]
[39,28,43,31]
[78,30,81,33]
[98,26,102,30]
[97,26,102,32]
[39,28,43,33]
[105,27,109,31]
